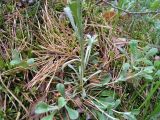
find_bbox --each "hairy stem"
[77,0,84,90]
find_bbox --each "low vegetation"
[0,0,160,120]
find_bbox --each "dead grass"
[0,0,159,119]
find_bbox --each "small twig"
[103,0,160,15]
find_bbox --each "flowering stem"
[77,0,84,90]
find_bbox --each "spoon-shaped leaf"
[58,97,67,108]
[65,105,79,120]
[56,83,65,97]
[35,102,58,114]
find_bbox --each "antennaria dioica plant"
[64,0,97,91]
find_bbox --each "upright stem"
[77,0,84,90]
[80,37,84,90]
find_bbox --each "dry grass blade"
[26,7,79,89]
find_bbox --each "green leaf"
[18,61,29,68]
[10,49,21,66]
[93,100,106,110]
[146,48,158,58]
[143,66,154,74]
[143,74,153,81]
[69,1,82,35]
[117,74,126,81]
[0,117,4,120]
[69,1,79,25]
[27,58,35,65]
[155,70,160,77]
[133,66,140,71]
[82,88,87,98]
[136,58,153,65]
[100,90,116,97]
[118,63,132,81]
[154,20,160,30]
[41,113,54,120]
[65,105,79,120]
[64,6,77,32]
[58,97,67,108]
[143,59,153,65]
[131,109,140,115]
[10,59,21,66]
[56,83,65,97]
[84,34,97,67]
[123,112,137,120]
[12,49,20,60]
[101,74,112,85]
[35,102,58,114]
[122,63,130,71]
[114,99,121,108]
[99,97,117,109]
[97,111,106,120]
[129,40,138,55]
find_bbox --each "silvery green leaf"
[84,34,98,68]
[12,49,21,60]
[62,59,80,71]
[65,105,79,120]
[68,0,83,38]
[131,109,140,115]
[122,63,130,71]
[82,88,87,98]
[87,70,102,82]
[58,97,67,108]
[143,74,153,80]
[10,59,21,66]
[146,48,158,58]
[114,99,121,108]
[64,7,77,32]
[129,40,138,55]
[27,58,35,65]
[97,98,116,109]
[10,49,22,66]
[154,20,160,30]
[56,83,65,97]
[100,90,116,97]
[117,75,126,81]
[143,66,154,74]
[86,34,98,45]
[101,73,112,85]
[68,64,80,79]
[155,70,160,77]
[97,111,107,120]
[35,102,58,114]
[123,112,137,120]
[41,113,55,120]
